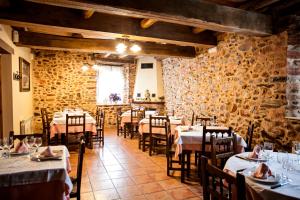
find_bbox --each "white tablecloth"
[0,145,72,191]
[50,111,96,138]
[224,152,300,200]
[174,126,247,157]
[120,110,159,127]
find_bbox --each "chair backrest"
[76,138,85,195]
[96,108,105,129]
[245,122,254,151]
[195,116,212,126]
[130,108,145,123]
[149,115,169,136]
[9,131,43,147]
[211,134,237,168]
[41,108,50,143]
[66,114,86,146]
[202,126,232,154]
[201,156,246,200]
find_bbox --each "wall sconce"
[13,71,20,80]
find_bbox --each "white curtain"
[96,66,125,104]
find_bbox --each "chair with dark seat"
[211,134,237,169]
[65,113,86,149]
[92,108,105,146]
[116,108,124,137]
[197,126,233,177]
[245,121,254,151]
[201,156,246,200]
[41,108,55,145]
[191,111,213,126]
[70,139,85,200]
[149,115,169,156]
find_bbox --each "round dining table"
[224,152,300,200]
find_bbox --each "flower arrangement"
[109,93,121,103]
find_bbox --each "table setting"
[50,108,96,138]
[224,142,300,200]
[0,136,72,200]
[174,125,247,157]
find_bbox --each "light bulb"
[130,44,141,52]
[116,42,127,54]
[81,64,89,71]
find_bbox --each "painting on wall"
[19,57,30,92]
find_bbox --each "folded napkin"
[14,141,29,153]
[248,145,261,159]
[40,146,55,157]
[253,163,272,179]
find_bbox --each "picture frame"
[19,57,30,92]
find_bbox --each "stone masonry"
[32,50,136,132]
[162,32,300,150]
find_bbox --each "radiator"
[20,116,33,134]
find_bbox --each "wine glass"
[294,142,300,164]
[35,137,42,152]
[3,137,13,158]
[263,142,274,160]
[26,136,35,153]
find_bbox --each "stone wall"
[32,50,136,131]
[162,32,300,149]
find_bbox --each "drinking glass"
[294,141,300,164]
[0,139,3,158]
[3,137,13,158]
[35,137,42,152]
[26,136,35,153]
[263,142,274,160]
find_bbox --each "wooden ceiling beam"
[26,0,273,35]
[0,2,216,47]
[15,31,196,58]
[239,0,282,11]
[140,19,157,29]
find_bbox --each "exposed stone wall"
[162,32,300,149]
[32,50,136,131]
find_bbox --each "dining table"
[50,111,97,139]
[0,145,72,200]
[174,125,247,158]
[224,152,300,200]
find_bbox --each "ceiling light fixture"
[130,44,141,53]
[116,42,127,54]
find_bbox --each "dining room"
[0,0,300,200]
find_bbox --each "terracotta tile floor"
[69,128,203,200]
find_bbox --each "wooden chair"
[201,156,246,200]
[197,126,233,177]
[65,113,86,148]
[127,108,144,139]
[211,134,237,169]
[70,139,85,200]
[9,131,44,147]
[245,121,254,151]
[116,108,124,136]
[149,115,169,156]
[92,108,105,146]
[41,108,54,145]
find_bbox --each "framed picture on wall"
[19,57,30,92]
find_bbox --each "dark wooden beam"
[0,2,216,47]
[239,0,281,11]
[275,15,300,45]
[26,0,273,35]
[83,10,94,19]
[94,56,135,64]
[15,31,196,58]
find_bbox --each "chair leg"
[142,135,146,152]
[167,154,170,176]
[124,125,127,138]
[149,138,152,156]
[180,152,185,183]
[187,152,191,178]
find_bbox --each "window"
[96,66,125,104]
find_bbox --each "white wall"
[0,24,33,136]
[133,56,164,101]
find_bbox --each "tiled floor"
[69,128,203,200]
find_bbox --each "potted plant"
[109,93,121,104]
